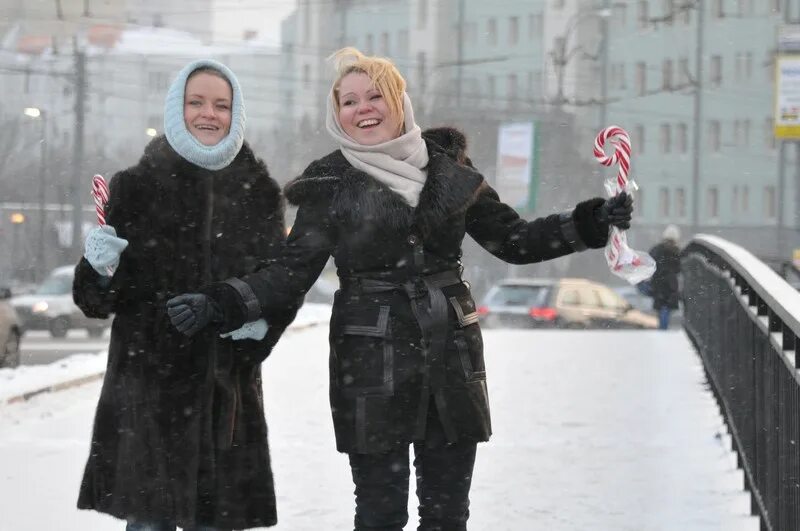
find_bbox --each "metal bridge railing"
[682,235,800,531]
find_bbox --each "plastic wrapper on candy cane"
[91,174,116,276]
[593,126,656,284]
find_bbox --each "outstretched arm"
[466,183,632,264]
[168,197,336,336]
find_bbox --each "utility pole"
[37,113,47,281]
[690,0,705,234]
[599,0,610,130]
[456,0,465,106]
[71,41,87,261]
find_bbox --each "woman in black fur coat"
[73,59,295,530]
[168,48,633,531]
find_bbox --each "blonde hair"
[329,47,406,130]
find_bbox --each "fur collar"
[134,135,268,189]
[285,127,485,239]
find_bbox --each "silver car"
[11,266,111,338]
[479,278,658,330]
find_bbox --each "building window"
[508,73,518,102]
[681,2,691,24]
[713,0,724,18]
[659,187,670,217]
[735,52,743,81]
[636,62,647,96]
[634,124,645,154]
[487,75,496,100]
[677,123,688,153]
[529,14,543,39]
[675,187,686,217]
[660,123,672,153]
[381,32,390,55]
[733,119,741,146]
[638,1,649,29]
[764,117,776,150]
[417,0,427,29]
[742,185,750,213]
[416,51,427,92]
[662,0,674,26]
[710,55,722,87]
[488,18,497,46]
[301,0,310,41]
[302,64,310,89]
[745,52,753,80]
[732,186,739,214]
[662,59,673,89]
[678,56,689,86]
[743,119,751,147]
[764,186,776,218]
[553,0,565,9]
[709,120,721,152]
[638,189,645,215]
[707,187,719,219]
[365,34,374,54]
[509,16,519,45]
[466,21,478,42]
[398,30,409,55]
[615,4,628,25]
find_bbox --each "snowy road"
[0,327,758,530]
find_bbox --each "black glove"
[596,191,633,230]
[166,293,223,337]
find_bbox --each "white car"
[10,265,111,338]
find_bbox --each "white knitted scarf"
[326,91,429,207]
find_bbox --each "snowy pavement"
[0,326,758,531]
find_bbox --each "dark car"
[478,278,658,330]
[0,286,22,368]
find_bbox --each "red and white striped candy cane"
[594,125,632,194]
[91,174,115,276]
[91,175,109,226]
[593,126,655,284]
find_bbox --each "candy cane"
[91,174,115,276]
[593,126,655,284]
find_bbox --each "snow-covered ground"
[0,325,758,531]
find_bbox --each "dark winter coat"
[207,128,611,455]
[649,239,682,310]
[73,136,295,529]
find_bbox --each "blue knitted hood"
[163,59,246,170]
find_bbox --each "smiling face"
[183,71,233,146]
[336,72,402,145]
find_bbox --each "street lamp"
[23,106,47,282]
[146,128,157,137]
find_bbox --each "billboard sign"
[495,122,538,212]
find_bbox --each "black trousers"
[348,437,477,531]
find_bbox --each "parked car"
[10,265,111,338]
[478,278,658,330]
[612,284,684,329]
[0,286,22,368]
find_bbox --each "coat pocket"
[447,294,486,382]
[332,305,395,396]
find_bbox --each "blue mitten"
[220,318,269,341]
[84,226,128,276]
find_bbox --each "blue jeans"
[126,520,228,531]
[658,307,672,330]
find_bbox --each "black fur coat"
[73,136,293,528]
[208,128,610,454]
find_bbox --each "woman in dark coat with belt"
[74,59,295,530]
[167,48,634,531]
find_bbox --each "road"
[20,330,109,366]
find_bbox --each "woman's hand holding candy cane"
[83,174,128,277]
[593,126,655,284]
